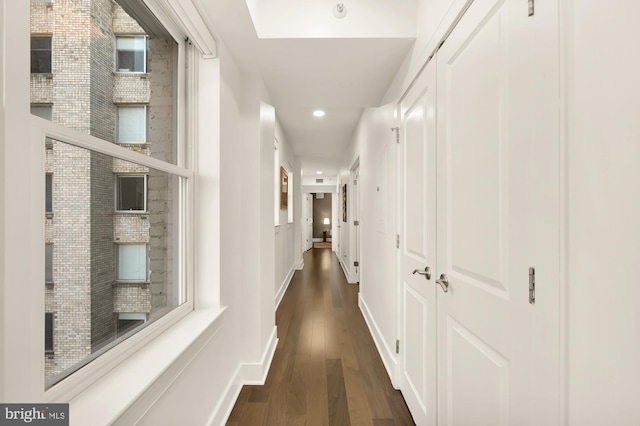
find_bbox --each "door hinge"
[396,340,400,354]
[354,220,359,226]
[528,0,534,16]
[396,234,400,249]
[529,267,536,304]
[391,126,400,144]
[354,179,358,186]
[354,261,359,267]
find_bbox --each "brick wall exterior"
[35,0,176,381]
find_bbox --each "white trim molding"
[359,295,399,388]
[276,266,295,309]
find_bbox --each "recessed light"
[317,171,323,175]
[313,110,325,117]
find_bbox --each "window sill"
[69,306,226,425]
[113,280,150,286]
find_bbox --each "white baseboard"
[207,366,242,426]
[241,326,278,384]
[276,266,295,308]
[295,259,304,270]
[337,255,357,284]
[211,326,278,425]
[358,294,398,389]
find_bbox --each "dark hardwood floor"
[227,248,415,426]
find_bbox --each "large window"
[31,36,52,73]
[31,0,187,389]
[116,36,147,73]
[116,175,146,212]
[116,106,147,144]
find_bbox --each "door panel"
[436,0,559,424]
[400,60,437,426]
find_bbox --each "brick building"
[31,0,176,382]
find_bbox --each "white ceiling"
[194,0,416,177]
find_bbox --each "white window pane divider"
[31,115,192,179]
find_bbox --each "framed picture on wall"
[342,184,347,222]
[280,166,288,209]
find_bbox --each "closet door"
[399,60,438,426]
[435,0,560,424]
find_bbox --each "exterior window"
[31,36,52,73]
[116,175,146,212]
[116,36,147,73]
[117,244,148,281]
[45,244,53,283]
[31,104,53,121]
[31,0,184,389]
[116,106,146,144]
[116,313,147,337]
[45,313,54,353]
[45,174,52,213]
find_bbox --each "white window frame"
[115,174,147,213]
[27,14,195,402]
[115,35,147,73]
[116,105,147,144]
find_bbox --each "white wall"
[566,1,640,424]
[274,118,296,307]
[352,104,399,377]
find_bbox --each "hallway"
[227,249,414,425]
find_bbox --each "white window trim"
[115,174,147,213]
[114,35,148,74]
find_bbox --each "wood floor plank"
[326,359,351,426]
[226,249,415,425]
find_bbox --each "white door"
[399,60,438,425]
[435,0,559,424]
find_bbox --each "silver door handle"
[436,274,449,293]
[412,266,432,280]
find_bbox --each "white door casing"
[399,60,438,426]
[435,0,559,424]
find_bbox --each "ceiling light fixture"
[313,110,325,117]
[317,171,323,175]
[333,3,347,19]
